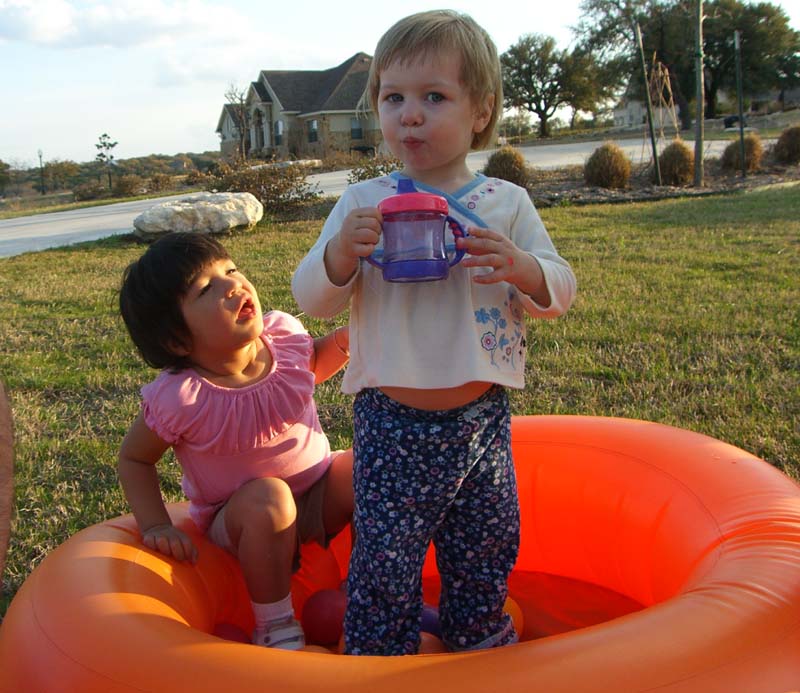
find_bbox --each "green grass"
[1,183,798,619]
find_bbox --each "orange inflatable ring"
[2,415,799,691]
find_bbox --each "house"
[216,104,249,159]
[216,53,381,161]
[612,97,676,130]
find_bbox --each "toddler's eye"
[226,267,239,275]
[385,93,403,103]
[426,92,445,103]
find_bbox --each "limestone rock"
[133,192,263,239]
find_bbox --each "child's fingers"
[457,227,511,256]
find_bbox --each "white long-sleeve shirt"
[292,173,576,394]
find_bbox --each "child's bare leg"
[223,477,304,649]
[224,476,297,602]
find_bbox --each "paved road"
[0,137,732,258]
[0,194,189,259]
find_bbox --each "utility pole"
[37,149,45,195]
[734,30,747,179]
[636,23,661,185]
[694,0,705,187]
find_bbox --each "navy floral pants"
[344,385,520,655]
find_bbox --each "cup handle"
[365,250,385,268]
[446,216,468,267]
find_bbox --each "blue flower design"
[474,289,526,368]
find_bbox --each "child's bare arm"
[310,326,350,384]
[118,413,197,563]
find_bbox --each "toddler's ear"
[167,337,191,357]
[473,93,495,134]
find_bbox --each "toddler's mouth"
[237,298,256,320]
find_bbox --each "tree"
[576,0,694,128]
[498,112,534,140]
[577,0,800,122]
[95,133,118,190]
[224,83,251,160]
[702,0,800,117]
[43,159,81,191]
[501,34,571,138]
[560,48,616,127]
[0,159,9,196]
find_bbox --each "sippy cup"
[366,178,467,282]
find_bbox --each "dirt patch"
[529,161,800,207]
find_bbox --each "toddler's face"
[377,49,493,189]
[176,259,263,359]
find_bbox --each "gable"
[258,52,371,115]
[215,104,239,133]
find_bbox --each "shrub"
[773,125,800,165]
[658,139,694,186]
[148,173,173,193]
[720,133,763,172]
[322,151,362,173]
[347,155,403,184]
[208,163,321,210]
[113,174,145,198]
[73,181,107,201]
[482,146,532,189]
[584,142,631,189]
[184,168,210,187]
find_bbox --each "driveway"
[0,137,735,258]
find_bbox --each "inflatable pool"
[1,415,799,691]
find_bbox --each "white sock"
[252,593,294,632]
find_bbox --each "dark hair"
[119,232,231,370]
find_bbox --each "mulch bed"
[529,161,800,207]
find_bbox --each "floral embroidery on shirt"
[475,289,526,369]
[466,178,502,210]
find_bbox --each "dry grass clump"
[482,146,533,189]
[720,132,763,172]
[584,142,631,189]
[658,139,694,186]
[773,125,800,165]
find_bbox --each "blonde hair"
[363,10,502,150]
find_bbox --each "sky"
[1,0,798,167]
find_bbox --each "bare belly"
[379,381,492,411]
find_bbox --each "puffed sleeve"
[140,373,197,445]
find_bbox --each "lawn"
[0,182,798,618]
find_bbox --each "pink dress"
[141,311,331,532]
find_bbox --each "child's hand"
[335,207,383,260]
[457,227,548,302]
[324,207,383,286]
[141,523,198,563]
[457,227,530,282]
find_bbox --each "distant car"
[724,115,747,129]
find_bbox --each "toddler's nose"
[223,276,241,297]
[400,102,423,127]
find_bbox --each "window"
[350,117,363,140]
[308,119,318,143]
[274,120,283,146]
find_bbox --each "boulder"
[133,192,263,239]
